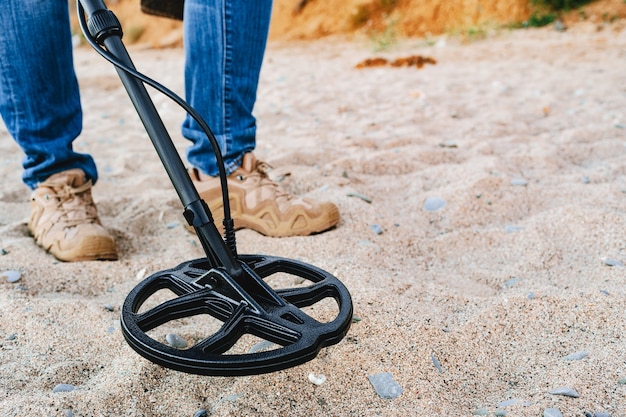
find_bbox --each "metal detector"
[76,0,352,376]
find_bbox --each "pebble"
[602,258,624,267]
[510,178,528,186]
[103,303,114,312]
[424,197,446,212]
[581,176,590,184]
[495,410,507,416]
[136,268,147,280]
[590,413,610,417]
[544,408,563,417]
[64,410,74,417]
[473,408,489,415]
[193,410,207,417]
[370,224,383,235]
[504,225,524,233]
[527,292,535,300]
[618,378,626,385]
[52,384,75,393]
[497,399,519,407]
[165,333,187,349]
[562,351,588,361]
[248,340,275,353]
[308,373,327,385]
[367,372,403,399]
[1,248,7,255]
[431,353,443,373]
[6,333,16,340]
[2,270,21,283]
[346,192,372,204]
[503,277,520,288]
[548,387,579,398]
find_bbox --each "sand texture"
[1,23,625,416]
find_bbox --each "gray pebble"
[424,197,446,212]
[504,225,524,233]
[473,409,489,416]
[193,410,207,417]
[1,248,7,255]
[503,277,520,288]
[52,384,75,393]
[165,333,187,349]
[248,340,275,353]
[495,410,507,416]
[103,303,114,312]
[618,378,626,385]
[2,270,21,283]
[370,224,383,235]
[544,408,563,417]
[581,176,590,184]
[431,353,443,373]
[527,292,535,300]
[603,258,624,267]
[166,222,180,229]
[367,372,403,399]
[6,333,17,341]
[549,387,579,398]
[510,178,528,186]
[347,192,372,204]
[497,398,518,407]
[64,410,74,417]
[562,351,588,361]
[593,413,610,417]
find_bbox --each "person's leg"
[182,0,340,237]
[0,0,116,261]
[0,0,97,189]
[182,0,272,176]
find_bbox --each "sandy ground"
[1,23,626,416]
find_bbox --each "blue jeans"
[0,0,272,189]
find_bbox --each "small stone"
[367,372,403,399]
[544,408,563,417]
[581,176,590,184]
[64,410,74,417]
[431,353,443,373]
[593,412,610,417]
[193,410,208,417]
[503,277,520,288]
[562,351,588,361]
[495,410,507,416]
[166,222,179,229]
[527,292,535,300]
[248,340,275,353]
[505,225,524,233]
[347,192,372,204]
[370,224,383,235]
[602,258,624,267]
[424,197,446,212]
[165,333,187,349]
[618,378,626,385]
[549,387,579,398]
[103,303,114,312]
[510,178,528,186]
[474,409,490,415]
[308,373,327,385]
[2,270,21,283]
[52,384,75,393]
[0,248,7,255]
[6,333,17,341]
[136,268,147,280]
[497,399,519,407]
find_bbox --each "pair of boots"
[28,153,339,262]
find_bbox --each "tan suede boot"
[28,169,118,261]
[188,153,339,237]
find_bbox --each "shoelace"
[40,179,99,226]
[250,159,292,202]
